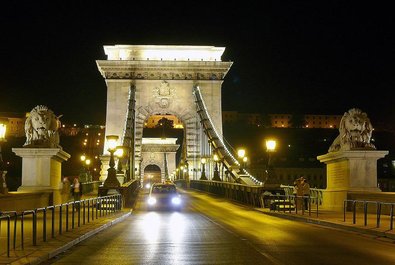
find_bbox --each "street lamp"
[200,158,207,180]
[243,156,248,171]
[213,153,221,181]
[237,148,246,174]
[0,120,7,194]
[115,146,125,174]
[103,135,120,187]
[265,139,277,184]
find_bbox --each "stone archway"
[96,45,232,181]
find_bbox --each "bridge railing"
[343,199,395,230]
[0,194,122,257]
[280,184,324,206]
[190,180,265,207]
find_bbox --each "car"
[147,182,182,211]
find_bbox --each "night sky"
[1,1,394,128]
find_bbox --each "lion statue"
[328,108,376,152]
[23,105,62,148]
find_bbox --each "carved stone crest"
[153,81,175,108]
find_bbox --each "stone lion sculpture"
[328,108,376,152]
[23,105,62,148]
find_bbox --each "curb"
[10,211,132,265]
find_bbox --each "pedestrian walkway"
[0,209,131,265]
[255,207,395,240]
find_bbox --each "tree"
[289,114,306,128]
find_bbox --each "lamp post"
[115,146,125,174]
[265,139,277,184]
[0,120,8,194]
[213,153,221,181]
[200,158,207,180]
[237,148,246,174]
[103,135,120,187]
[243,156,248,171]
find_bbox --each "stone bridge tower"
[96,45,232,181]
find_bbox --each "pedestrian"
[301,177,310,210]
[293,177,303,210]
[73,176,81,201]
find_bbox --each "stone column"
[317,150,388,210]
[12,148,71,204]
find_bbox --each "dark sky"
[1,1,394,127]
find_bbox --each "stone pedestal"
[12,148,71,204]
[317,150,388,210]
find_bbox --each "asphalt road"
[43,189,395,265]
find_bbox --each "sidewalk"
[255,207,395,240]
[0,209,132,265]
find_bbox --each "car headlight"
[171,197,181,205]
[148,197,156,205]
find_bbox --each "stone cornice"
[96,60,233,80]
[142,144,180,152]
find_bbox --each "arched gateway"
[96,45,233,184]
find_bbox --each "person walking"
[293,177,303,210]
[73,176,81,201]
[301,177,310,210]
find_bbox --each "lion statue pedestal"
[12,105,71,205]
[317,108,388,211]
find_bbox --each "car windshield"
[152,185,177,194]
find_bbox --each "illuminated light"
[201,158,206,164]
[86,133,88,136]
[266,140,276,152]
[83,143,87,146]
[237,149,245,158]
[106,135,119,151]
[172,197,181,205]
[73,124,77,127]
[84,139,88,142]
[62,124,65,128]
[85,159,91,166]
[80,155,86,161]
[97,139,100,142]
[148,197,157,205]
[93,168,97,171]
[288,144,291,147]
[243,157,247,162]
[96,143,99,146]
[145,183,151,189]
[115,147,124,158]
[213,154,219,161]
[95,156,98,159]
[0,124,6,139]
[98,133,101,136]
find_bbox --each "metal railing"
[281,184,324,206]
[343,199,395,230]
[0,194,122,257]
[266,194,319,217]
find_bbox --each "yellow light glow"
[243,157,248,162]
[106,135,119,151]
[0,124,6,140]
[85,159,91,166]
[80,155,86,161]
[266,140,277,152]
[237,149,245,158]
[201,158,206,164]
[115,146,124,157]
[213,154,219,161]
